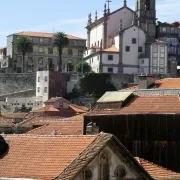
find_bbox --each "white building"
[84,0,168,76]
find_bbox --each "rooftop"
[0,134,97,180]
[103,46,119,52]
[15,31,85,40]
[135,157,180,179]
[26,119,83,135]
[124,78,180,90]
[89,95,180,115]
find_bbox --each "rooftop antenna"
[106,0,112,14]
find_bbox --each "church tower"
[135,0,156,40]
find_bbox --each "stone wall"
[0,73,36,96]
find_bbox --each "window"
[92,58,93,63]
[153,53,158,57]
[138,46,143,52]
[39,47,44,53]
[38,77,40,82]
[44,87,47,93]
[78,50,83,56]
[114,166,126,180]
[97,55,100,60]
[108,55,113,60]
[132,38,137,44]
[108,67,113,73]
[68,49,73,55]
[48,48,53,54]
[38,57,43,64]
[45,76,48,82]
[153,58,157,65]
[160,46,165,53]
[171,27,175,33]
[125,46,130,52]
[153,46,158,53]
[141,59,144,64]
[160,53,165,58]
[40,38,44,43]
[160,68,164,74]
[99,153,109,180]
[160,58,164,65]
[152,68,157,73]
[81,168,92,180]
[37,87,40,93]
[162,27,166,32]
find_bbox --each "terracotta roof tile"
[16,31,85,40]
[18,113,86,127]
[124,78,180,90]
[103,45,119,52]
[0,134,97,180]
[32,106,60,112]
[135,157,180,179]
[27,120,83,135]
[69,104,88,113]
[44,97,70,104]
[89,95,180,115]
[1,113,28,119]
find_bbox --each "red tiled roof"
[16,31,85,40]
[135,157,180,179]
[124,78,180,90]
[0,116,15,127]
[32,106,60,112]
[69,104,88,113]
[27,120,83,135]
[103,46,119,52]
[0,134,96,180]
[89,95,180,115]
[1,113,28,119]
[18,113,86,127]
[44,97,70,104]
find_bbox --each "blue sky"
[0,0,179,46]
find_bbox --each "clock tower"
[135,0,156,40]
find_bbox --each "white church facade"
[83,0,168,75]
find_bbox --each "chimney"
[86,122,99,135]
[138,75,155,89]
[0,135,9,157]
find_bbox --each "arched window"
[81,168,92,180]
[145,0,150,10]
[99,152,109,180]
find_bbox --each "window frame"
[108,55,113,61]
[125,46,130,52]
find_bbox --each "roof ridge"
[3,134,98,138]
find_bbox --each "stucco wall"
[90,24,104,48]
[107,7,133,47]
[86,54,100,73]
[122,26,146,68]
[74,146,143,180]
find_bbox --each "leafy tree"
[75,61,92,74]
[14,36,32,73]
[54,32,69,72]
[71,73,116,98]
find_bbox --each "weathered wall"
[110,74,134,90]
[0,73,36,96]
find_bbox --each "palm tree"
[54,32,69,72]
[14,36,32,73]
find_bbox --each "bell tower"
[135,0,156,40]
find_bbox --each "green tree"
[54,32,69,72]
[14,36,32,73]
[75,61,92,74]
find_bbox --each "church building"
[84,0,168,75]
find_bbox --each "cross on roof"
[106,0,112,13]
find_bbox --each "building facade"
[6,32,86,73]
[84,0,168,76]
[156,21,180,77]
